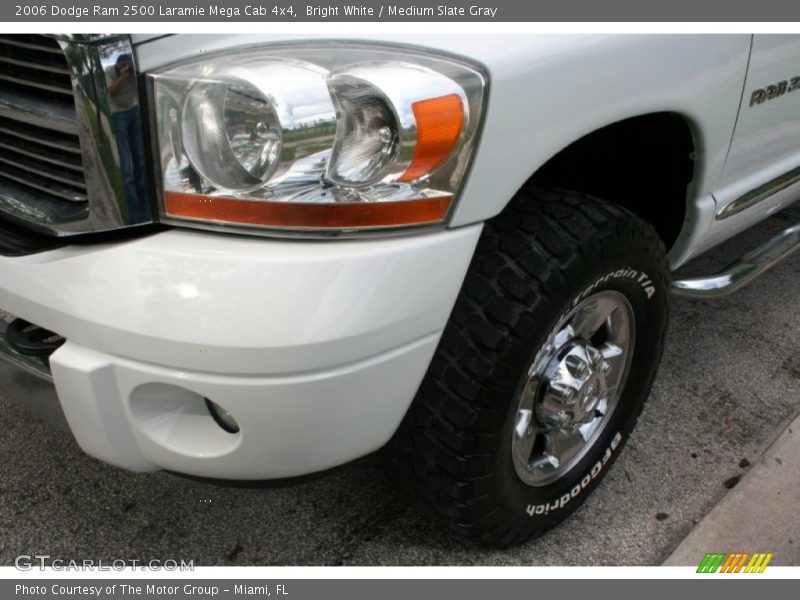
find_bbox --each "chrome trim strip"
[52,34,126,44]
[0,319,53,382]
[54,35,155,233]
[671,222,800,298]
[716,165,800,220]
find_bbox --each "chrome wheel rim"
[511,290,635,486]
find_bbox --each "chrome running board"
[671,223,800,299]
[0,317,53,382]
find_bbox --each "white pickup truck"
[1,33,799,548]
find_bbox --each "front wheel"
[386,187,670,548]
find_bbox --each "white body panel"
[137,34,756,266]
[719,35,800,183]
[3,33,800,478]
[0,226,480,476]
[701,35,800,255]
[0,228,479,374]
[50,336,441,478]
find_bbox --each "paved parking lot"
[1,204,799,566]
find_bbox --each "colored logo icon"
[697,552,773,573]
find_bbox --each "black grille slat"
[0,35,88,225]
[0,168,87,202]
[0,89,79,135]
[0,73,74,97]
[0,55,71,77]
[0,35,64,55]
[0,176,88,223]
[0,150,87,191]
[0,163,87,203]
[0,116,81,155]
[0,138,83,172]
[0,35,74,108]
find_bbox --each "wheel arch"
[518,112,698,251]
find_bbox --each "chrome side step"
[671,223,800,299]
[0,317,53,381]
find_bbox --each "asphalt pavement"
[666,410,800,566]
[1,204,799,566]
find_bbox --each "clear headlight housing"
[150,44,486,234]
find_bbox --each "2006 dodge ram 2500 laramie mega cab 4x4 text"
[1,34,799,547]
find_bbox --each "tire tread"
[386,187,669,548]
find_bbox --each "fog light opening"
[204,398,240,434]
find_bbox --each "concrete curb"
[664,412,800,566]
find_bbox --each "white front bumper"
[0,225,481,478]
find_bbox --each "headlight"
[150,44,486,234]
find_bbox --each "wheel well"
[528,113,695,249]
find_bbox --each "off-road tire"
[385,186,670,548]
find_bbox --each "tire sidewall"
[493,250,668,533]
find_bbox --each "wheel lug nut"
[529,453,560,470]
[547,411,569,426]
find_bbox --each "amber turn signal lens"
[398,94,464,182]
[164,191,451,229]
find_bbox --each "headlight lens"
[151,45,486,234]
[326,74,400,186]
[181,78,282,191]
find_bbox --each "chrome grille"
[0,34,152,237]
[0,116,87,203]
[0,35,88,226]
[0,35,74,107]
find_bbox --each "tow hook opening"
[205,398,240,434]
[129,383,241,457]
[6,318,65,357]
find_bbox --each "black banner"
[4,579,796,600]
[3,0,800,22]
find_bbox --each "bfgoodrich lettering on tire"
[385,187,669,548]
